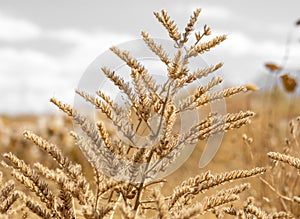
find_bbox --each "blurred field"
[1,90,300,217]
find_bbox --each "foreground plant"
[0,8,267,218]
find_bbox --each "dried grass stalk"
[0,7,267,219]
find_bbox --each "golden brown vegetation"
[0,8,300,219]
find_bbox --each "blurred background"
[0,0,299,115]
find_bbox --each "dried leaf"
[265,63,281,72]
[280,74,298,93]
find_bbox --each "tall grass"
[0,8,299,219]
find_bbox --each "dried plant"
[239,115,300,217]
[280,74,298,93]
[0,8,269,219]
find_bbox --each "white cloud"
[218,32,283,58]
[45,28,134,89]
[0,27,133,114]
[0,12,42,41]
[196,30,300,86]
[176,5,232,20]
[219,31,300,68]
[0,47,59,75]
[0,47,62,114]
[200,6,231,20]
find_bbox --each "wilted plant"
[0,8,270,219]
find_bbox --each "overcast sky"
[0,0,299,114]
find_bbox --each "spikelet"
[58,187,75,219]
[23,130,71,170]
[18,192,53,219]
[189,167,266,194]
[2,153,61,218]
[162,103,177,140]
[189,85,248,110]
[188,35,227,57]
[175,194,239,219]
[101,66,139,108]
[70,131,106,173]
[194,24,212,44]
[75,91,136,142]
[76,90,113,118]
[96,90,123,115]
[110,47,147,76]
[180,8,202,45]
[0,176,19,214]
[268,152,300,169]
[168,171,212,210]
[180,63,223,87]
[51,97,106,147]
[0,191,19,214]
[97,121,112,149]
[0,179,15,204]
[110,47,158,106]
[168,168,264,212]
[141,31,170,65]
[216,183,250,197]
[23,130,94,206]
[201,193,240,213]
[167,50,189,80]
[242,197,268,218]
[206,111,253,138]
[153,9,181,43]
[182,111,255,143]
[131,68,152,120]
[179,76,223,111]
[268,211,293,218]
[110,47,160,108]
